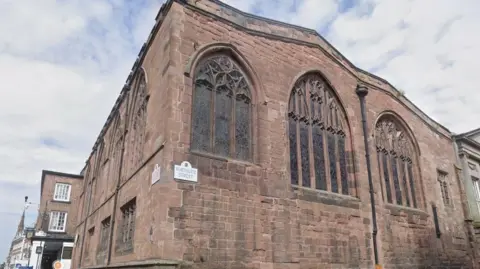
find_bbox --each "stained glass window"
[287,73,351,195]
[375,117,418,208]
[192,55,252,161]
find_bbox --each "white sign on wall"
[174,161,198,182]
[151,164,161,185]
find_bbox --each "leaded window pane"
[313,126,326,190]
[401,162,410,207]
[300,121,310,187]
[235,97,250,160]
[214,87,232,156]
[191,82,212,152]
[408,162,417,208]
[338,135,348,195]
[289,119,299,185]
[382,152,392,203]
[328,132,338,193]
[391,156,402,205]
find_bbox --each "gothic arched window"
[128,70,148,173]
[375,117,418,208]
[191,54,252,161]
[288,73,351,195]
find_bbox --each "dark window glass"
[300,121,310,187]
[289,119,298,185]
[62,247,73,259]
[338,135,348,195]
[313,126,326,190]
[191,82,212,152]
[328,132,338,193]
[287,74,350,196]
[382,152,392,203]
[375,118,418,208]
[391,156,402,205]
[401,162,410,207]
[408,162,417,208]
[214,87,231,156]
[192,55,251,161]
[235,97,250,160]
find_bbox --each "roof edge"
[200,0,451,136]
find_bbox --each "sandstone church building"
[71,0,479,268]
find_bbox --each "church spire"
[16,210,25,236]
[16,196,28,237]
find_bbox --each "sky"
[0,0,479,262]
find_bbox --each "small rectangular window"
[53,183,71,202]
[48,211,67,232]
[437,171,450,206]
[62,246,73,259]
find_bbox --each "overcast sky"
[1,0,478,262]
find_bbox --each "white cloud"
[0,0,164,261]
[0,0,478,262]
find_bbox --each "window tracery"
[375,117,418,208]
[128,70,148,174]
[191,54,252,161]
[288,73,350,195]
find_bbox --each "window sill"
[292,185,360,209]
[47,230,67,234]
[384,203,428,220]
[190,150,254,166]
[115,245,134,256]
[51,199,71,204]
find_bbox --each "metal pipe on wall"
[356,84,380,267]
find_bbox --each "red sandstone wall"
[73,1,476,268]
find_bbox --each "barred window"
[288,73,351,195]
[49,211,67,232]
[191,54,252,161]
[437,171,450,206]
[53,183,71,202]
[375,117,418,208]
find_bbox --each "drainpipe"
[107,86,132,265]
[356,84,380,267]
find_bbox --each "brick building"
[72,0,479,268]
[30,170,83,269]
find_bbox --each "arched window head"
[288,73,351,195]
[129,69,148,171]
[375,116,418,208]
[191,54,252,161]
